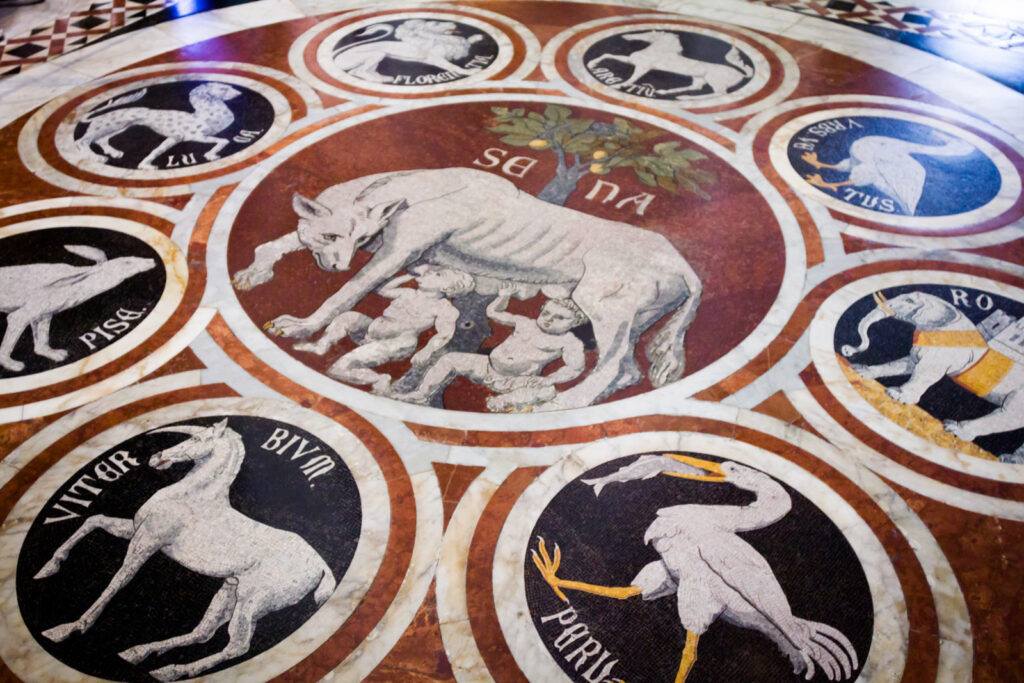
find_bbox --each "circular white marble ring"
[769,107,1022,232]
[0,396,390,682]
[289,3,540,99]
[492,431,911,683]
[809,269,1024,484]
[0,215,187,396]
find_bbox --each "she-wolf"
[233,167,702,410]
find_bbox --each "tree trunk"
[537,163,588,205]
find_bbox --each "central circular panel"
[223,98,790,414]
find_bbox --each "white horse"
[588,30,752,97]
[34,419,337,682]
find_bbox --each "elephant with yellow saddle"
[841,290,1024,463]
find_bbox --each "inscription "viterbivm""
[261,426,336,484]
[17,412,362,681]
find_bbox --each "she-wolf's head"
[291,191,408,272]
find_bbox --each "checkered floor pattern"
[0,0,1021,79]
[752,0,1024,51]
[0,0,179,76]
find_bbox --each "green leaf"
[653,141,680,155]
[510,108,525,118]
[657,175,678,192]
[500,135,536,146]
[563,134,597,154]
[522,118,546,134]
[567,118,594,134]
[635,170,657,186]
[545,104,572,123]
[488,122,530,135]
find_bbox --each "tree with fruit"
[486,104,717,206]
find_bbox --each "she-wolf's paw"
[265,315,320,339]
[232,266,272,290]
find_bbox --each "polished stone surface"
[0,0,1022,680]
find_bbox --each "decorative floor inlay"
[0,0,1022,680]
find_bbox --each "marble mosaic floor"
[0,0,1022,680]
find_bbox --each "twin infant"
[294,264,587,412]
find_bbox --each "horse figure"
[34,419,336,682]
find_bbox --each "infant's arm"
[376,273,417,299]
[544,334,586,385]
[486,289,526,328]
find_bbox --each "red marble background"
[227,101,786,410]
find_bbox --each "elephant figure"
[841,290,1024,461]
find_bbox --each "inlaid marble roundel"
[67,80,275,173]
[834,283,1024,464]
[0,227,164,380]
[222,99,790,414]
[310,11,514,95]
[514,450,875,682]
[15,415,361,681]
[50,72,293,183]
[771,108,1022,231]
[328,16,500,87]
[581,28,756,102]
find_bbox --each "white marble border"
[492,431,909,683]
[0,396,390,683]
[204,93,805,431]
[17,61,318,198]
[769,107,1022,231]
[809,269,1024,482]
[0,215,188,396]
[289,3,540,100]
[547,14,799,121]
[53,73,293,181]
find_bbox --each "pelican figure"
[800,132,975,215]
[532,453,859,682]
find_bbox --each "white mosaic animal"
[843,291,1024,456]
[587,30,753,97]
[233,167,702,411]
[535,454,859,682]
[0,244,155,372]
[332,19,484,83]
[802,133,975,215]
[74,81,242,170]
[33,419,337,682]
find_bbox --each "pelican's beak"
[662,453,728,482]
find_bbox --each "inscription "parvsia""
[540,605,623,683]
